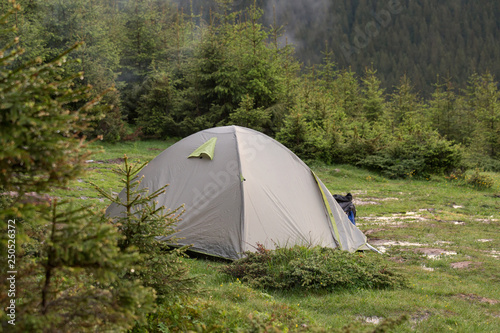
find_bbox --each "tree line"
[3,0,500,177]
[183,0,500,97]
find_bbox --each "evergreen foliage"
[11,200,156,332]
[93,155,198,303]
[0,3,157,331]
[1,0,499,172]
[466,73,500,162]
[222,245,408,291]
[253,0,500,97]
[3,0,499,176]
[0,36,94,193]
[429,76,462,143]
[228,94,271,131]
[361,67,386,123]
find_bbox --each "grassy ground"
[63,140,500,332]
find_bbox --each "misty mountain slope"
[179,0,500,95]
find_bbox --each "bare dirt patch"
[410,311,432,324]
[103,158,125,164]
[363,228,386,236]
[354,199,380,205]
[474,218,499,223]
[457,293,499,305]
[453,221,466,225]
[450,261,478,269]
[413,248,457,259]
[369,240,428,253]
[87,158,125,164]
[357,316,384,325]
[358,212,435,226]
[353,197,399,206]
[2,191,53,204]
[370,240,426,247]
[486,250,500,259]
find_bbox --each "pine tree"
[465,72,500,164]
[0,26,93,194]
[93,156,197,303]
[429,76,461,142]
[386,75,426,133]
[361,67,386,122]
[228,94,271,131]
[0,3,156,330]
[13,200,156,332]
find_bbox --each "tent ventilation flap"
[188,137,217,160]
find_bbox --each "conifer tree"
[276,107,318,159]
[361,67,386,122]
[465,72,500,167]
[11,200,156,332]
[429,76,462,143]
[0,20,93,194]
[386,75,426,133]
[93,156,197,303]
[1,3,155,330]
[332,69,363,119]
[228,94,271,131]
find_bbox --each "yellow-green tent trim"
[188,137,217,160]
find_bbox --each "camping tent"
[106,126,372,259]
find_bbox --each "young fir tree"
[0,2,155,331]
[465,72,500,161]
[275,107,318,160]
[332,68,363,119]
[429,76,463,143]
[386,75,426,134]
[135,71,179,138]
[228,94,271,131]
[0,19,92,195]
[93,155,197,303]
[17,200,155,332]
[361,67,386,123]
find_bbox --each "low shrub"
[132,294,316,333]
[466,169,494,189]
[221,245,408,291]
[445,168,494,189]
[360,131,462,179]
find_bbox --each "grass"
[65,140,500,332]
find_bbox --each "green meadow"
[61,140,500,332]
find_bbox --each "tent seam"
[233,126,246,256]
[311,172,342,249]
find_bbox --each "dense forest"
[182,0,500,96]
[2,0,500,178]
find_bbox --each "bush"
[221,245,408,291]
[360,130,462,179]
[466,169,494,189]
[276,112,323,160]
[445,168,494,189]
[462,152,500,172]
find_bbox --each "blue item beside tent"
[333,193,356,225]
[347,210,355,225]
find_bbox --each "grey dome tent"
[106,126,374,259]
